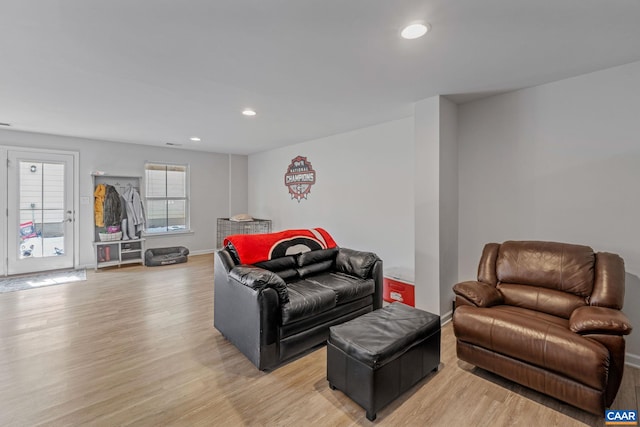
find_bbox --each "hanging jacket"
[94,184,106,227]
[122,185,146,238]
[103,185,122,227]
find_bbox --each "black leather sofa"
[214,246,383,370]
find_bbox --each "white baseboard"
[188,249,215,256]
[625,352,640,368]
[441,309,452,326]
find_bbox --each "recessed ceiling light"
[401,23,429,40]
[242,109,257,116]
[190,136,201,142]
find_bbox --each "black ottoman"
[327,302,440,421]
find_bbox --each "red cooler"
[383,267,415,307]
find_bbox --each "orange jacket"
[94,184,106,227]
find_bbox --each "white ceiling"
[1,1,640,155]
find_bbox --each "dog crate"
[216,218,272,248]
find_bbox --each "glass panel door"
[7,150,75,275]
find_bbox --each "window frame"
[143,161,191,236]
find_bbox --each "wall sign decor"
[284,155,316,202]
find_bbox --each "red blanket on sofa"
[223,228,337,265]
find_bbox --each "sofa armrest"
[453,281,503,307]
[335,248,382,309]
[336,248,379,279]
[214,253,281,370]
[569,306,632,336]
[229,265,289,304]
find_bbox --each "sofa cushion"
[297,248,338,267]
[453,305,609,390]
[275,269,299,281]
[282,280,337,325]
[304,272,375,305]
[297,260,334,278]
[254,255,297,271]
[496,241,595,297]
[254,256,299,281]
[336,248,378,279]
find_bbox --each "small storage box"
[383,267,415,307]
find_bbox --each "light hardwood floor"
[0,254,637,426]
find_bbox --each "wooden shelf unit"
[93,239,145,271]
[92,174,145,270]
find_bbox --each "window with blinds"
[144,162,189,234]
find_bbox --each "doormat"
[0,269,86,293]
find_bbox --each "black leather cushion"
[275,269,299,281]
[305,272,374,304]
[335,248,379,279]
[297,248,338,267]
[297,260,334,278]
[254,256,297,271]
[329,302,440,368]
[281,280,337,325]
[229,265,289,304]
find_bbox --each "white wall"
[414,97,441,315]
[414,96,459,318]
[0,129,243,268]
[248,117,414,270]
[229,154,248,217]
[458,60,640,364]
[439,97,458,317]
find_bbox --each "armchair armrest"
[453,281,503,307]
[569,306,632,336]
[229,265,289,304]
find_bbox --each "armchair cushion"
[570,306,633,335]
[496,241,595,296]
[229,265,290,304]
[453,281,503,307]
[454,305,609,390]
[497,282,586,319]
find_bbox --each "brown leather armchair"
[452,241,632,415]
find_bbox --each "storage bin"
[383,267,415,307]
[98,231,122,241]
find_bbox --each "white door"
[6,150,75,275]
